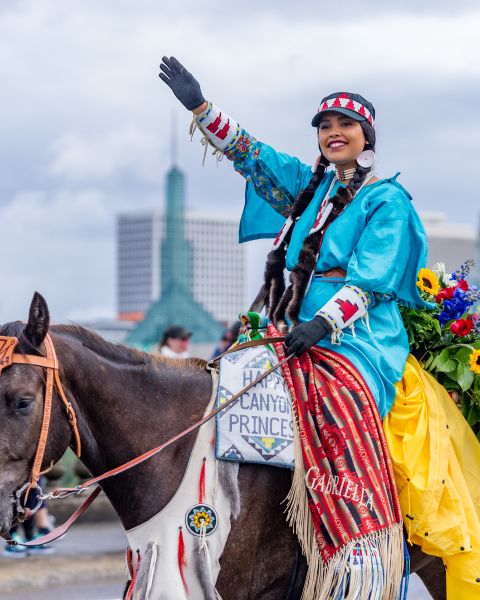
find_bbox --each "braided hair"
[261,120,376,330]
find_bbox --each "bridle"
[0,332,292,547]
[0,334,81,518]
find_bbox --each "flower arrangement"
[400,259,480,439]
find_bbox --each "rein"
[3,334,291,548]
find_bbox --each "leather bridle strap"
[24,335,56,500]
[10,336,82,460]
[10,335,82,502]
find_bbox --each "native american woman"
[159,56,480,599]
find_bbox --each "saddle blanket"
[215,344,294,468]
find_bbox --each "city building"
[120,164,246,348]
[117,211,245,325]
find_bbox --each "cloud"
[47,128,166,184]
[0,187,115,322]
[0,0,478,323]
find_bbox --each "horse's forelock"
[0,321,46,357]
[0,320,24,338]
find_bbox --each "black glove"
[284,316,331,357]
[159,56,205,111]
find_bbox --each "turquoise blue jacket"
[224,132,431,417]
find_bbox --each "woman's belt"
[315,268,346,278]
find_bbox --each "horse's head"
[0,292,69,534]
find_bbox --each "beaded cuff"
[195,102,241,152]
[316,285,370,344]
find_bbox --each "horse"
[0,293,446,599]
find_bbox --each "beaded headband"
[316,93,375,127]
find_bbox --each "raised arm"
[159,56,313,217]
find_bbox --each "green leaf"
[423,354,434,370]
[467,403,480,427]
[429,354,439,370]
[442,379,461,392]
[457,363,475,392]
[456,347,474,363]
[436,354,458,374]
[436,348,450,368]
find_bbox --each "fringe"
[195,525,222,600]
[217,460,241,520]
[199,457,206,504]
[284,405,316,565]
[125,550,141,600]
[298,524,404,600]
[330,329,344,345]
[189,117,223,166]
[145,543,158,600]
[362,311,372,333]
[286,396,404,600]
[132,543,158,600]
[330,312,372,345]
[177,527,188,594]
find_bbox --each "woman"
[159,56,427,419]
[159,56,480,599]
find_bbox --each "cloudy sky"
[0,0,479,324]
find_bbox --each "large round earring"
[356,149,375,169]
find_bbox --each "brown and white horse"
[0,293,445,599]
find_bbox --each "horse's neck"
[53,330,213,530]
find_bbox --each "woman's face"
[318,112,366,169]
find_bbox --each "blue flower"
[438,288,474,326]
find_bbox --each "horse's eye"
[12,397,34,414]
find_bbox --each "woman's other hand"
[284,316,331,357]
[159,56,206,112]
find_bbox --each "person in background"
[2,478,55,558]
[210,321,242,359]
[159,325,191,359]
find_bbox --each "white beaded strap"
[316,284,370,345]
[194,101,240,152]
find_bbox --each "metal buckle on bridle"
[12,482,44,521]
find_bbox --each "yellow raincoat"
[384,355,480,598]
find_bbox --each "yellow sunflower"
[416,268,440,296]
[469,349,480,375]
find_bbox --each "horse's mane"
[0,321,206,372]
[56,324,207,372]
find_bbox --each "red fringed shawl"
[270,326,404,599]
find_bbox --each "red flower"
[435,278,469,303]
[435,287,455,303]
[450,317,474,337]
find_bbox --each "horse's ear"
[24,292,50,347]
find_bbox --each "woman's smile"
[327,139,348,150]
[318,112,366,168]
